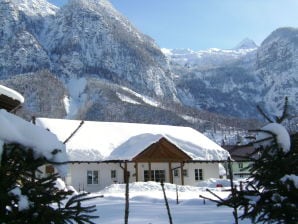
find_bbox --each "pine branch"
[62,193,101,224]
[206,188,226,203]
[256,105,273,123]
[199,194,222,204]
[276,96,289,123]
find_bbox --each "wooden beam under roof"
[0,94,22,112]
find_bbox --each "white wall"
[67,163,125,192]
[230,161,251,179]
[66,162,221,192]
[182,163,219,186]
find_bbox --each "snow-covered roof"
[0,110,67,176]
[0,85,24,104]
[36,118,230,161]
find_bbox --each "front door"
[144,170,166,182]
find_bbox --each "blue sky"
[48,0,298,50]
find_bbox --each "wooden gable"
[0,94,22,112]
[132,137,192,162]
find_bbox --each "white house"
[36,118,230,192]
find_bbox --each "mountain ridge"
[166,27,298,120]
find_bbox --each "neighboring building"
[0,85,24,112]
[37,118,230,192]
[223,145,255,179]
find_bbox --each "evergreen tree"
[238,127,298,223]
[219,97,298,223]
[0,143,99,224]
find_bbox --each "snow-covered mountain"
[233,38,258,50]
[0,0,297,139]
[0,0,176,100]
[166,28,298,119]
[1,0,204,132]
[42,0,176,100]
[162,47,256,71]
[255,27,298,116]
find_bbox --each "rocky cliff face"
[0,70,67,119]
[255,28,298,115]
[0,0,53,77]
[1,0,176,99]
[40,0,176,99]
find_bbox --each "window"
[45,165,54,174]
[155,170,165,182]
[144,170,153,182]
[238,162,243,169]
[195,169,203,181]
[111,170,117,179]
[87,170,99,185]
[183,169,188,177]
[173,169,179,177]
[144,170,165,182]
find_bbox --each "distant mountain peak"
[234,38,258,50]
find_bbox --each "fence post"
[161,181,173,224]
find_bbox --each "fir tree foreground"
[210,98,298,223]
[0,143,99,223]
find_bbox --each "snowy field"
[82,181,251,224]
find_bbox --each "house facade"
[37,118,230,192]
[223,145,255,179]
[64,161,220,192]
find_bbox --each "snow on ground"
[120,86,160,107]
[116,92,141,105]
[65,78,88,118]
[83,181,251,224]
